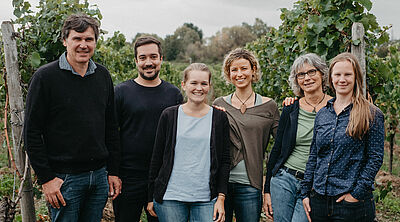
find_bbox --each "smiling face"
[63,27,96,66]
[229,58,254,90]
[331,60,355,97]
[135,43,162,81]
[296,63,324,95]
[182,70,210,104]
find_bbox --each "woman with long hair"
[213,48,279,222]
[147,63,230,222]
[264,53,332,222]
[301,52,384,222]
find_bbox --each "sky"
[0,0,399,41]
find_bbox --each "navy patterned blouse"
[301,98,384,200]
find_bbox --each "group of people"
[23,13,384,222]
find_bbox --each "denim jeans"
[225,183,262,222]
[270,168,308,222]
[153,199,216,222]
[310,190,375,222]
[51,167,109,222]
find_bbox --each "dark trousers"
[112,176,158,222]
[310,190,375,222]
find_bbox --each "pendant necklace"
[304,94,326,113]
[234,92,254,114]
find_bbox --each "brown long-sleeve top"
[213,96,279,190]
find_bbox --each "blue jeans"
[51,167,109,222]
[270,168,308,222]
[153,199,216,222]
[225,183,262,222]
[310,190,375,222]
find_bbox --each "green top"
[284,108,316,173]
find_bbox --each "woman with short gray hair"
[263,53,332,222]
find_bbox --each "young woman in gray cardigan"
[148,63,230,222]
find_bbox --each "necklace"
[304,94,326,113]
[234,92,254,114]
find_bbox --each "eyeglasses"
[296,69,318,79]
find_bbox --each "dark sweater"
[114,80,183,180]
[24,60,120,185]
[148,105,231,203]
[264,100,300,193]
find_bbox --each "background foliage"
[247,0,390,102]
[1,0,400,220]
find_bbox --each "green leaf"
[353,39,361,46]
[356,0,372,11]
[30,52,41,67]
[14,8,22,18]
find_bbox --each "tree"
[206,25,257,62]
[373,43,400,174]
[247,0,389,103]
[242,18,272,38]
[163,23,203,62]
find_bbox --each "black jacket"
[264,100,300,193]
[148,105,231,203]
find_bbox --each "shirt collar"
[327,97,353,113]
[59,52,97,76]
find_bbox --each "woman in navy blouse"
[301,52,385,222]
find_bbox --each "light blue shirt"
[163,105,213,202]
[59,52,97,76]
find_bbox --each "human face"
[182,70,210,104]
[331,61,355,97]
[63,27,96,66]
[296,63,323,95]
[229,58,253,89]
[135,43,162,81]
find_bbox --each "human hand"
[302,197,312,222]
[282,97,297,106]
[263,193,273,220]
[213,105,226,112]
[213,195,225,222]
[147,202,158,217]
[42,177,66,209]
[336,193,359,203]
[108,175,122,200]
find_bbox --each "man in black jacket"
[24,14,121,221]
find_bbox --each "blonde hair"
[182,63,212,104]
[329,52,375,139]
[222,48,261,84]
[182,63,212,83]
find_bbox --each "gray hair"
[289,53,329,97]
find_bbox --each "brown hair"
[222,48,261,84]
[61,14,100,41]
[329,52,375,139]
[134,36,163,59]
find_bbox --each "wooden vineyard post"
[351,22,367,97]
[1,21,36,222]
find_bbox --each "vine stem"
[2,69,21,177]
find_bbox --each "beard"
[139,65,160,81]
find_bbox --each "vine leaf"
[356,0,372,11]
[30,52,41,68]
